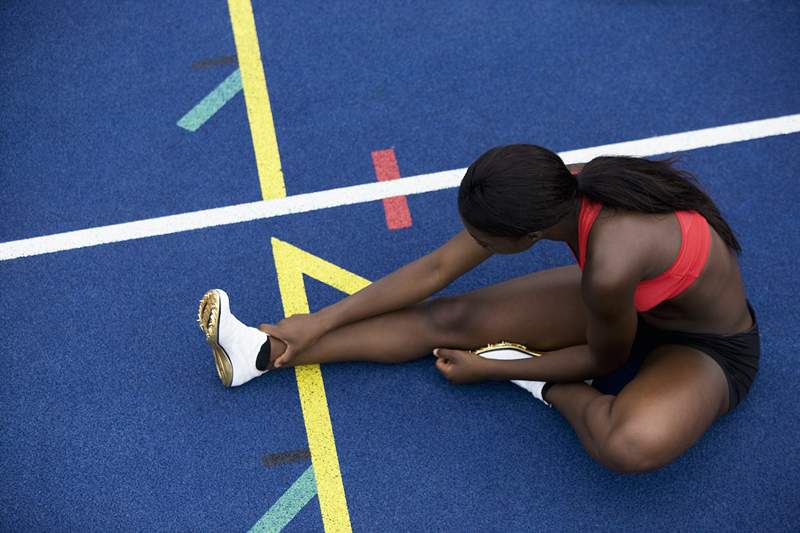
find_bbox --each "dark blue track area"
[2,1,799,531]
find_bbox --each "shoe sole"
[198,289,233,387]
[474,341,542,357]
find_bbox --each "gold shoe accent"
[473,341,542,357]
[198,290,233,387]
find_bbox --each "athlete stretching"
[198,145,760,473]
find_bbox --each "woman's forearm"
[313,254,445,333]
[482,344,616,383]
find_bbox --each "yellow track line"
[227,0,286,200]
[273,237,365,532]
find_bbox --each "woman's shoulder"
[583,207,661,288]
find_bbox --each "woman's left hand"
[434,348,490,384]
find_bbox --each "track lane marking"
[2,113,799,261]
[261,448,312,468]
[228,0,286,199]
[249,465,317,533]
[372,148,413,230]
[272,237,365,532]
[177,69,243,132]
[192,55,237,69]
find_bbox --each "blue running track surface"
[2,1,799,531]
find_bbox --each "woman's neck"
[543,198,581,255]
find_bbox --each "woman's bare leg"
[266,264,589,368]
[545,344,730,473]
[263,262,731,474]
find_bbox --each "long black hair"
[458,144,742,254]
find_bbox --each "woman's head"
[458,144,742,255]
[458,144,577,253]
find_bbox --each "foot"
[474,342,594,407]
[198,289,270,387]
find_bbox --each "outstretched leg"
[265,265,589,368]
[544,344,730,473]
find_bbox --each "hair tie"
[572,170,583,193]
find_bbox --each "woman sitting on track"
[198,144,760,474]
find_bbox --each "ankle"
[256,335,287,372]
[268,337,287,369]
[541,382,555,404]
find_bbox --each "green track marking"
[177,69,243,132]
[249,465,318,532]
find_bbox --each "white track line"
[2,113,799,262]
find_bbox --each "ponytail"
[575,156,742,254]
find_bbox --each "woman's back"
[585,203,752,335]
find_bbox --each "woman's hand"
[258,313,327,368]
[433,348,490,384]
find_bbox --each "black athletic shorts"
[592,300,761,413]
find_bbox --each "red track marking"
[371,148,413,230]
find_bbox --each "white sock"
[476,349,552,406]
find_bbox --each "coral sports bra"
[574,196,712,312]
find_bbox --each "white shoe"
[475,342,551,406]
[475,342,594,407]
[198,289,270,387]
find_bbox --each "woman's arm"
[315,229,492,333]
[263,229,493,366]
[481,239,642,383]
[482,326,635,383]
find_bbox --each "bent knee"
[599,424,675,474]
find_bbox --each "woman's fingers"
[274,348,294,368]
[258,323,282,338]
[434,348,469,361]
